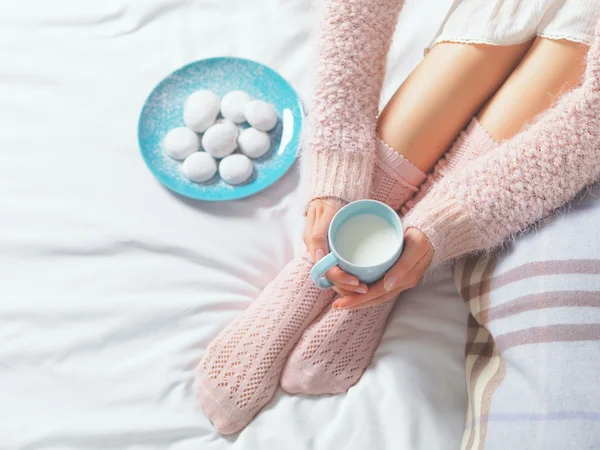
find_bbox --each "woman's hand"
[331,228,433,310]
[304,199,369,296]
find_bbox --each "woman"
[197,0,600,434]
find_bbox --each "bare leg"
[378,41,533,172]
[478,37,589,141]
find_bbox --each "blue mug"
[311,199,404,289]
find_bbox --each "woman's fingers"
[303,204,435,308]
[309,214,330,262]
[328,265,367,294]
[302,205,317,259]
[333,279,388,308]
[332,282,368,295]
[382,228,430,291]
[333,245,422,308]
[303,200,364,291]
[337,248,434,310]
[333,286,359,297]
[303,200,338,262]
[332,229,433,309]
[407,247,434,288]
[326,266,362,290]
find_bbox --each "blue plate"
[138,57,304,201]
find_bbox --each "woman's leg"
[282,37,590,396]
[197,40,538,429]
[405,38,589,210]
[378,41,533,172]
[478,37,589,141]
[280,41,534,395]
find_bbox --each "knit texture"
[281,123,497,396]
[195,253,334,434]
[372,138,427,210]
[401,118,498,214]
[404,23,600,267]
[196,0,408,426]
[306,0,405,204]
[195,139,424,431]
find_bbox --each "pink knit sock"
[195,138,424,432]
[280,121,497,395]
[402,118,498,214]
[195,253,334,434]
[372,138,427,210]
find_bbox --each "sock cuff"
[441,118,498,174]
[467,117,498,151]
[375,138,427,188]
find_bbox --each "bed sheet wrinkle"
[0,1,466,449]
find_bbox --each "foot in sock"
[195,252,334,434]
[281,122,498,396]
[281,299,396,394]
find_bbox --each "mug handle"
[310,253,339,289]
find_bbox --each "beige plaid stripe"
[456,255,506,450]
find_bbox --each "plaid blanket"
[454,185,600,450]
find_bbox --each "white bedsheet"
[0,1,466,449]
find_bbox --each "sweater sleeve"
[403,36,600,267]
[306,0,404,204]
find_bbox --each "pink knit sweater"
[308,0,600,266]
[404,48,600,266]
[307,0,404,204]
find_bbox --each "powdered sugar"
[182,152,217,183]
[184,90,220,132]
[163,127,200,160]
[202,122,238,158]
[238,127,271,159]
[219,154,254,185]
[244,100,278,131]
[221,90,252,124]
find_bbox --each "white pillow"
[454,182,600,450]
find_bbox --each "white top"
[430,0,600,50]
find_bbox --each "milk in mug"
[334,214,399,266]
